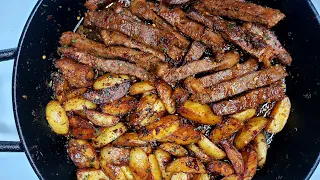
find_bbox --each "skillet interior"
[13,0,320,179]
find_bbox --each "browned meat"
[211,84,285,115]
[158,51,239,83]
[83,81,130,104]
[76,26,102,42]
[243,23,292,65]
[194,0,285,28]
[85,0,114,11]
[199,58,259,87]
[60,47,152,81]
[84,9,185,61]
[188,12,276,67]
[192,65,288,104]
[100,30,166,61]
[60,32,161,71]
[55,58,94,88]
[183,41,206,64]
[160,0,191,5]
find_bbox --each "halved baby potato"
[100,160,127,180]
[76,169,109,180]
[166,157,206,174]
[229,108,256,122]
[154,149,173,180]
[63,96,97,111]
[129,147,150,179]
[159,124,201,145]
[155,79,176,114]
[113,132,148,147]
[197,134,226,160]
[129,81,156,95]
[210,118,243,144]
[68,139,99,169]
[101,96,137,116]
[94,74,130,90]
[159,143,188,157]
[85,109,120,127]
[45,100,69,135]
[100,146,130,166]
[92,122,127,148]
[252,133,268,167]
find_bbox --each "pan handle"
[0,48,17,62]
[0,141,23,152]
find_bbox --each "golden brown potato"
[120,166,136,180]
[94,74,130,90]
[85,109,120,127]
[172,87,189,105]
[51,72,69,103]
[220,140,244,175]
[242,146,258,180]
[192,174,210,180]
[207,161,235,176]
[68,139,99,169]
[184,77,205,93]
[100,146,130,166]
[63,96,97,111]
[71,128,96,140]
[252,133,267,167]
[229,109,256,122]
[210,118,244,144]
[141,144,153,154]
[100,160,127,180]
[113,132,148,147]
[129,147,150,179]
[76,169,109,180]
[197,134,226,160]
[154,149,173,180]
[159,124,201,145]
[166,157,206,173]
[221,174,242,180]
[65,88,88,100]
[149,154,163,180]
[139,115,180,141]
[159,143,188,157]
[171,173,192,180]
[178,100,222,125]
[266,96,291,134]
[73,110,87,118]
[92,122,127,148]
[186,143,212,163]
[155,79,176,114]
[234,117,268,149]
[101,96,137,116]
[45,100,69,135]
[129,81,156,95]
[69,116,93,128]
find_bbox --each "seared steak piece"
[183,41,206,64]
[85,0,114,11]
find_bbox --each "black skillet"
[0,0,319,179]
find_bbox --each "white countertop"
[0,0,319,179]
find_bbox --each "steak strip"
[192,65,287,104]
[85,0,113,11]
[194,0,285,28]
[59,47,152,81]
[183,41,206,64]
[211,84,285,115]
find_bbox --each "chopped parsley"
[71,39,76,43]
[161,47,167,53]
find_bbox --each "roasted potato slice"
[92,122,127,148]
[207,161,235,176]
[129,147,150,179]
[71,128,96,140]
[68,139,99,169]
[265,96,291,134]
[197,134,226,160]
[166,157,206,173]
[113,132,148,147]
[51,72,69,103]
[221,174,242,180]
[120,166,136,180]
[234,117,268,149]
[69,115,93,128]
[100,146,130,166]
[155,79,176,114]
[229,109,256,122]
[159,143,188,157]
[171,173,192,180]
[139,115,180,141]
[66,88,88,100]
[192,174,210,180]
[242,146,258,180]
[149,154,163,180]
[184,77,205,93]
[85,109,120,127]
[252,133,267,167]
[45,100,69,135]
[100,160,127,180]
[141,144,153,154]
[220,140,244,175]
[63,96,97,111]
[159,124,201,145]
[210,118,244,144]
[172,87,189,105]
[76,169,109,180]
[186,143,212,163]
[178,100,222,125]
[94,74,130,90]
[155,149,173,180]
[101,96,137,116]
[129,81,156,95]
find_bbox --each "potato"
[252,133,267,167]
[141,144,153,154]
[242,146,258,180]
[192,174,210,180]
[155,149,173,180]
[101,96,137,116]
[178,100,222,125]
[172,87,189,104]
[52,72,69,103]
[120,166,136,180]
[265,96,291,134]
[221,175,242,180]
[197,134,226,160]
[69,116,93,128]
[100,160,127,180]
[64,96,97,111]
[220,140,244,175]
[129,147,150,179]
[94,74,130,90]
[159,124,201,145]
[229,109,256,122]
[139,115,180,141]
[129,81,156,95]
[210,118,244,144]
[186,143,212,163]
[92,122,127,148]
[45,100,69,135]
[66,88,87,100]
[100,146,130,166]
[68,139,99,169]
[85,109,120,127]
[234,117,268,149]
[113,132,148,147]
[207,161,235,176]
[71,128,96,140]
[171,173,191,180]
[149,154,163,180]
[184,77,205,93]
[155,79,176,114]
[159,143,188,157]
[166,157,206,173]
[76,169,109,180]
[73,110,87,118]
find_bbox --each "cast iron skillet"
[0,0,319,179]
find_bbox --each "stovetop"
[0,0,319,179]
